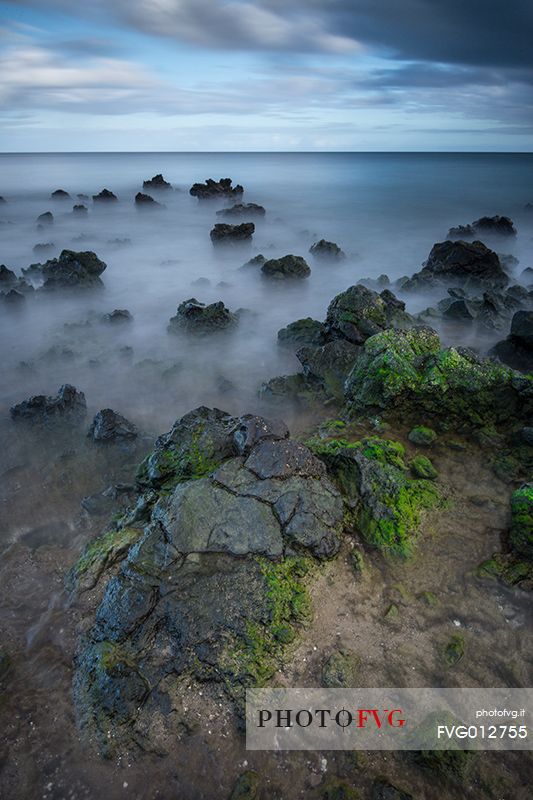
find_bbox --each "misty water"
[1,153,533,799]
[1,152,533,437]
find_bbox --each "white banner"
[246,688,533,750]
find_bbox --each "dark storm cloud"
[309,0,533,68]
[8,1,533,67]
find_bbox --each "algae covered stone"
[309,436,440,557]
[408,427,436,447]
[509,484,533,559]
[344,327,523,428]
[73,408,346,755]
[322,648,360,688]
[410,455,438,479]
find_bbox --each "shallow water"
[1,152,533,432]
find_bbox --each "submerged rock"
[0,264,17,287]
[405,240,508,290]
[101,308,133,324]
[32,242,55,256]
[93,189,118,203]
[309,239,346,260]
[1,288,26,305]
[88,409,138,443]
[31,249,107,290]
[36,211,53,225]
[72,407,344,755]
[210,222,254,243]
[10,384,86,423]
[447,224,475,239]
[472,215,516,236]
[189,177,243,201]
[50,189,70,199]
[142,173,172,190]
[216,203,265,218]
[261,254,310,280]
[240,254,266,270]
[134,192,161,207]
[448,216,516,239]
[168,298,238,335]
[72,204,88,215]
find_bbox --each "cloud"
[8,0,533,67]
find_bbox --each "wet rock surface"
[92,189,118,202]
[168,298,238,335]
[10,383,87,423]
[325,284,413,345]
[210,222,254,243]
[88,409,138,442]
[404,239,509,290]
[72,407,344,753]
[261,254,311,279]
[190,177,243,201]
[31,249,107,290]
[142,173,172,190]
[309,239,346,260]
[216,203,265,218]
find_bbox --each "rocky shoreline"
[1,174,532,799]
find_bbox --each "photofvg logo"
[246,688,533,751]
[257,706,405,731]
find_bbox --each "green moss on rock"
[410,455,438,480]
[221,557,313,687]
[510,484,533,559]
[67,526,142,592]
[344,327,523,429]
[408,426,437,447]
[442,632,465,667]
[322,649,360,688]
[309,435,441,557]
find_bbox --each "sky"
[0,0,532,152]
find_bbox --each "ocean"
[1,151,532,432]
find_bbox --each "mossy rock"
[344,327,526,430]
[229,770,260,800]
[509,484,533,559]
[350,549,365,574]
[408,426,437,447]
[418,590,438,606]
[322,649,360,688]
[67,526,142,592]
[308,435,441,557]
[410,455,438,480]
[441,632,465,667]
[384,603,400,620]
[477,552,533,588]
[220,557,314,689]
[320,777,360,800]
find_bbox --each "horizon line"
[1,150,532,156]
